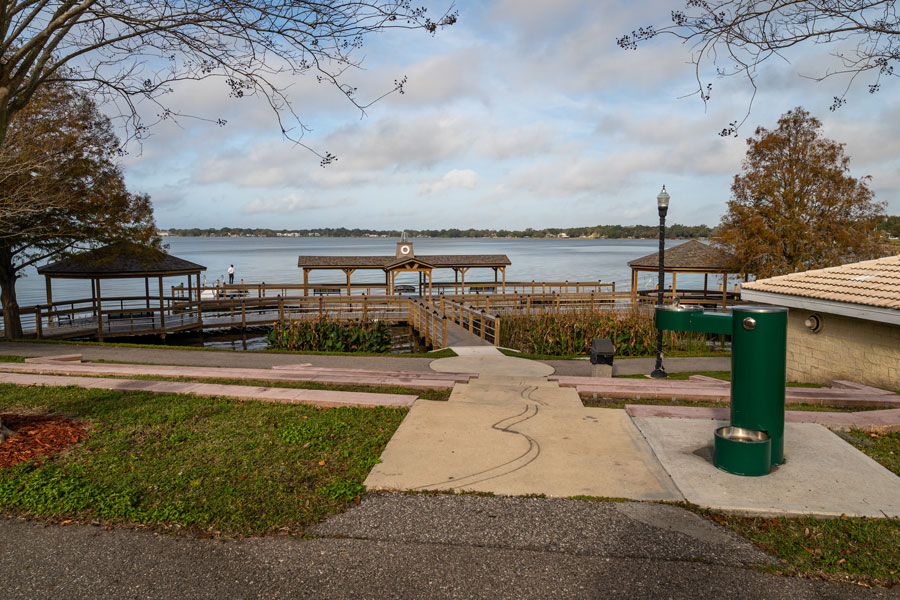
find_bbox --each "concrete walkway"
[0,341,732,377]
[367,348,682,500]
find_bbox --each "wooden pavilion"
[297,239,511,298]
[627,240,739,308]
[37,242,206,327]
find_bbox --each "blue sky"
[122,0,900,230]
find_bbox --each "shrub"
[499,308,716,356]
[267,318,392,353]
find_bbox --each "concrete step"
[0,372,417,408]
[0,362,461,391]
[625,404,900,433]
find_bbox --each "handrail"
[438,297,501,346]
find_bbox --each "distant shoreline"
[159,234,708,242]
[157,224,714,241]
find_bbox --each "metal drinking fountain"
[655,304,789,476]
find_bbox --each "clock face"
[400,244,411,255]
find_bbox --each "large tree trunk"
[0,246,23,339]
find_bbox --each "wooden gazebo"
[37,242,206,327]
[297,239,511,298]
[628,240,739,308]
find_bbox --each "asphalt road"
[2,495,894,599]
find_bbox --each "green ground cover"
[699,430,900,587]
[0,355,25,363]
[0,384,406,536]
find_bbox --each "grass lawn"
[0,355,25,363]
[698,430,900,587]
[0,384,407,536]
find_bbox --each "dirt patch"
[1,413,90,468]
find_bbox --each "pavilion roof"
[628,240,735,272]
[297,254,511,269]
[38,242,206,278]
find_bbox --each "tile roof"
[741,254,900,310]
[628,240,735,271]
[297,254,511,269]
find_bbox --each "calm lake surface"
[16,237,725,306]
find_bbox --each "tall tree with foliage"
[716,107,885,279]
[0,79,159,341]
[0,1,456,161]
[619,2,900,134]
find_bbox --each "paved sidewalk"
[366,350,682,499]
[0,341,731,376]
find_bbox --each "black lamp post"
[651,185,670,379]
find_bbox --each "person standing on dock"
[228,264,235,284]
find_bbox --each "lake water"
[15,237,729,306]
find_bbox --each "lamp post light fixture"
[651,185,670,379]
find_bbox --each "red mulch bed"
[0,413,90,468]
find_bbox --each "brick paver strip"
[625,404,900,433]
[0,372,417,408]
[549,375,900,408]
[0,361,470,390]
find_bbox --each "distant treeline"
[163,224,715,239]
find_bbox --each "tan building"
[740,255,900,390]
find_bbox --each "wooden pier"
[9,282,740,349]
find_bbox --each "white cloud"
[241,194,349,214]
[418,169,480,195]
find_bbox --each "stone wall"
[786,310,900,390]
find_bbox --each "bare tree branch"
[0,1,458,156]
[618,1,900,134]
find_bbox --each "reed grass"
[499,308,724,357]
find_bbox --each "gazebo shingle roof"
[38,242,206,277]
[628,240,735,271]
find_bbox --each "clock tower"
[396,231,414,258]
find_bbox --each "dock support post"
[480,310,486,341]
[45,277,54,326]
[158,276,166,334]
[442,316,447,348]
[494,315,500,346]
[35,306,42,339]
[278,295,284,323]
[362,295,368,322]
[241,301,246,330]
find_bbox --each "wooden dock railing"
[438,297,502,346]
